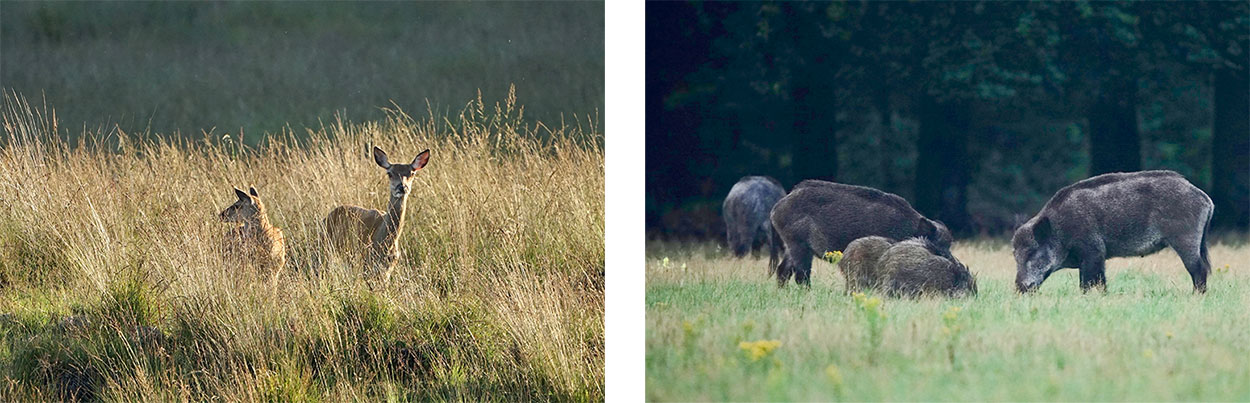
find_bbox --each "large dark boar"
[722,176,787,272]
[878,238,977,298]
[770,180,952,287]
[1013,170,1214,293]
[839,236,894,293]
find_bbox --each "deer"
[219,186,287,282]
[325,146,430,279]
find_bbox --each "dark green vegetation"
[646,242,1250,401]
[646,2,1248,238]
[1,1,604,142]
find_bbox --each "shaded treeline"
[646,1,1248,240]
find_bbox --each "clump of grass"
[851,292,886,364]
[0,90,603,400]
[941,305,963,368]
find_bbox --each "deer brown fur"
[219,186,287,278]
[326,146,430,279]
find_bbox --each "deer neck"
[376,193,409,247]
[242,209,273,234]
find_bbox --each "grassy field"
[0,92,603,401]
[646,239,1250,401]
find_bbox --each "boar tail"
[768,222,782,276]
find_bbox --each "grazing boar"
[722,176,787,273]
[770,180,952,287]
[1012,170,1214,293]
[877,238,977,298]
[839,236,894,294]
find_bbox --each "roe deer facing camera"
[326,146,430,279]
[220,186,287,278]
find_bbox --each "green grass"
[646,242,1250,401]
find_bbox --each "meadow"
[646,239,1250,401]
[0,91,604,401]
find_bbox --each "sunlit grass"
[0,91,603,401]
[646,240,1250,401]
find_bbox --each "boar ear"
[918,219,937,237]
[1034,216,1052,241]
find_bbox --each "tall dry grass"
[0,89,603,401]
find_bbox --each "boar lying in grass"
[839,236,893,293]
[1013,170,1214,293]
[722,176,787,273]
[840,236,976,298]
[771,180,952,287]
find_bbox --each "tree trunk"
[789,80,838,183]
[915,96,971,235]
[782,2,838,184]
[1211,68,1250,230]
[1088,78,1142,175]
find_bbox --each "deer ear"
[373,146,391,168]
[234,187,250,201]
[412,149,430,170]
[1034,216,1052,241]
[248,186,259,197]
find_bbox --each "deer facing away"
[219,186,287,278]
[326,146,430,279]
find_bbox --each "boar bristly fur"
[839,236,894,294]
[1012,170,1214,293]
[878,238,977,298]
[771,180,952,287]
[722,176,787,273]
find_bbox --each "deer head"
[373,146,431,199]
[220,186,264,224]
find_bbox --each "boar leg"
[776,245,812,288]
[1168,237,1210,294]
[794,259,813,287]
[776,254,795,287]
[1077,250,1108,293]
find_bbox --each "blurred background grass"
[0,1,604,143]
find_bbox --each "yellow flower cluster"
[738,339,782,362]
[824,364,843,386]
[824,250,844,265]
[852,292,883,313]
[941,306,962,335]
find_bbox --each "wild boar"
[878,238,977,298]
[1013,170,1214,293]
[839,236,894,294]
[722,176,787,273]
[770,180,952,287]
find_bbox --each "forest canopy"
[646,1,1248,240]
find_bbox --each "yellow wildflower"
[824,250,844,265]
[738,339,782,362]
[825,364,843,386]
[943,306,961,321]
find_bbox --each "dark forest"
[646,1,1248,241]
